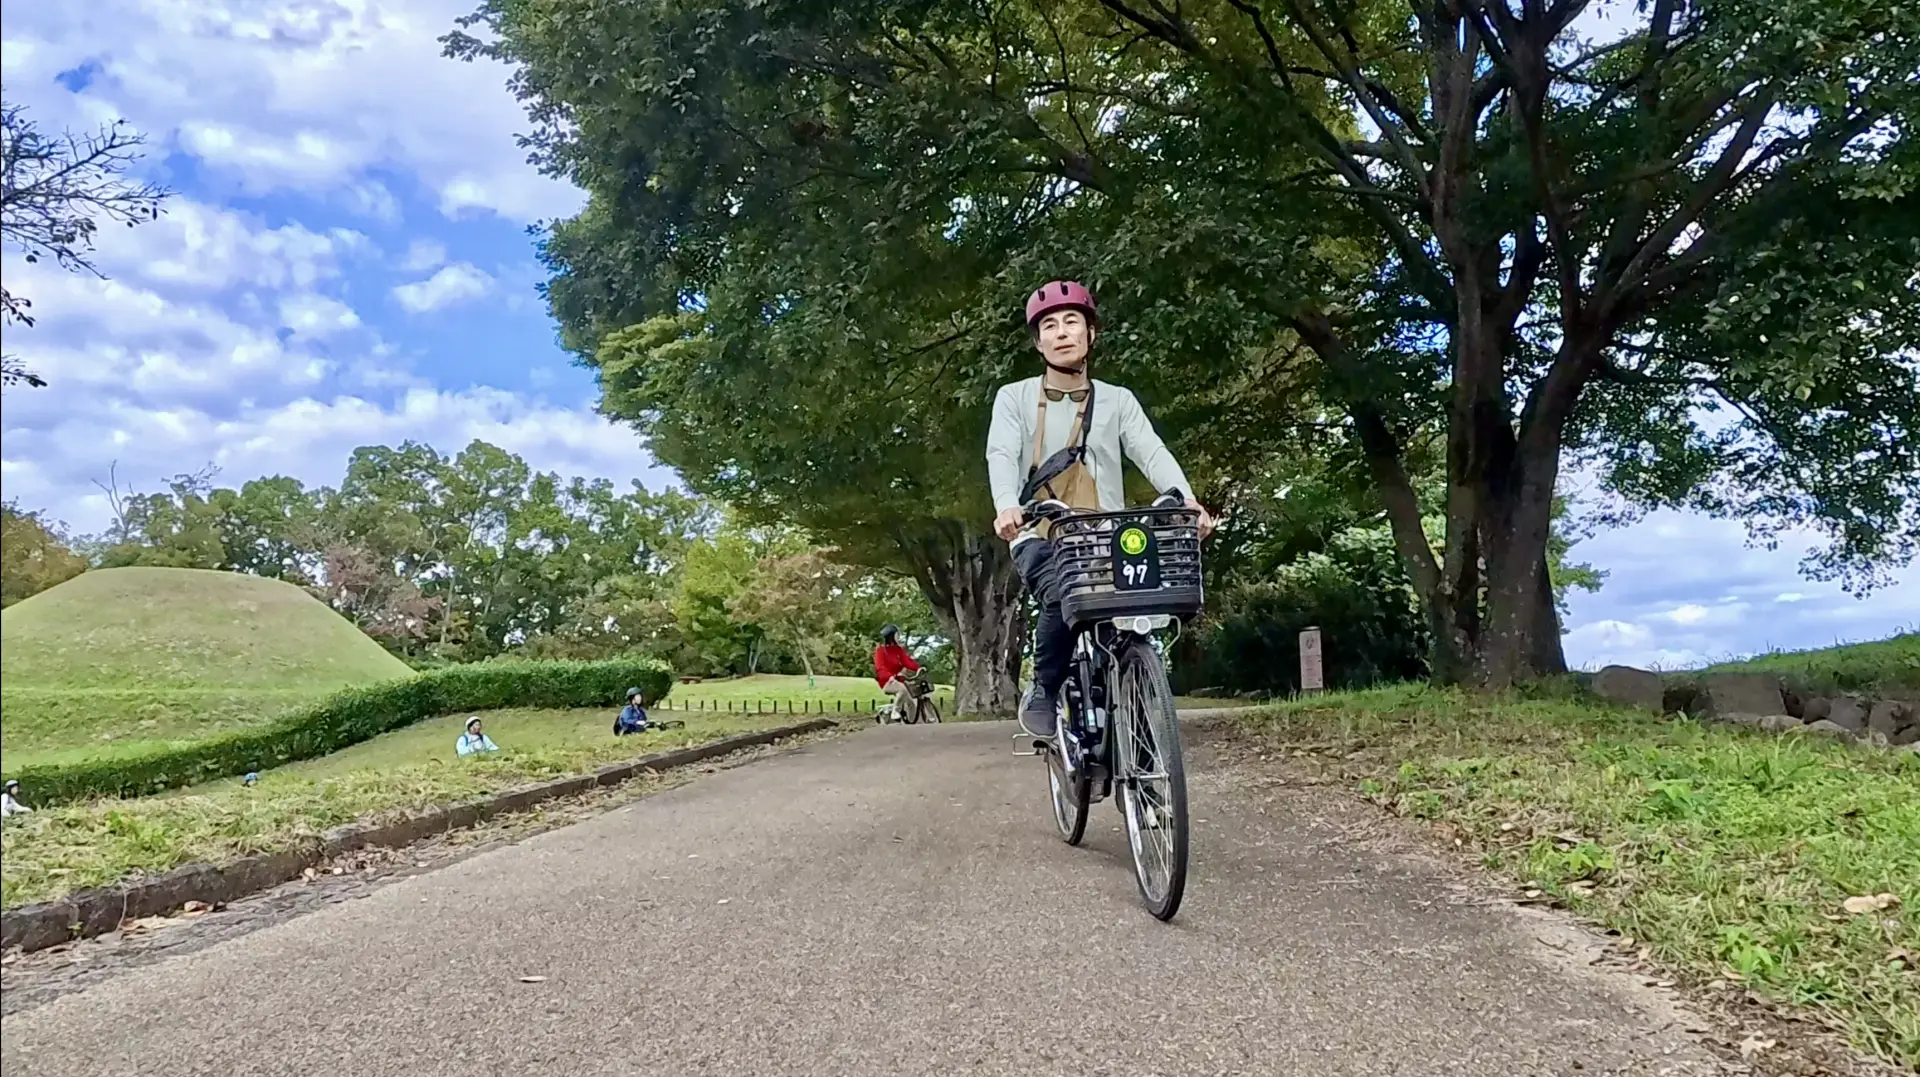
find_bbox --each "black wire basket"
[1050,505,1204,628]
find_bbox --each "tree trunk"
[908,528,1024,717]
[1529,550,1568,676]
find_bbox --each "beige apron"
[1028,391,1099,539]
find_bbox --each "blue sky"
[1,0,1912,669]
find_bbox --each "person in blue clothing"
[455,716,500,756]
[614,687,651,736]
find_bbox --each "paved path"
[2,722,1731,1077]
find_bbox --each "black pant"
[1014,539,1072,699]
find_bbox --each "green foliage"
[0,501,86,607]
[1,658,675,806]
[450,0,1920,689]
[1173,525,1429,696]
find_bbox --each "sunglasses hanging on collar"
[1043,387,1089,403]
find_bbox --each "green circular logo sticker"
[1118,527,1149,556]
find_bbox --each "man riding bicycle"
[986,280,1213,740]
[873,624,924,723]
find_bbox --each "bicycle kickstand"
[1010,732,1045,757]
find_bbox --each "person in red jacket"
[873,624,923,723]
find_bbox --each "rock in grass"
[1800,719,1853,739]
[1826,696,1869,732]
[1758,715,1803,733]
[1701,673,1785,719]
[1866,701,1908,739]
[1593,666,1665,712]
[1800,696,1832,723]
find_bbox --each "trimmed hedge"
[1,658,674,806]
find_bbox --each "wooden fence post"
[1299,626,1325,696]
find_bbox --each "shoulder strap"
[1029,392,1049,470]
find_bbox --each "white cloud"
[400,238,447,273]
[2,209,665,535]
[114,200,368,294]
[3,388,671,536]
[278,293,362,338]
[1665,604,1710,625]
[1563,509,1920,670]
[391,262,494,313]
[4,0,584,224]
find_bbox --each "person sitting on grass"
[614,687,652,736]
[1,779,31,818]
[455,717,500,757]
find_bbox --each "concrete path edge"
[0,718,837,954]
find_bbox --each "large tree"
[452,0,1918,688]
[444,0,1340,711]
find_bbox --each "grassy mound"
[1,567,412,767]
[1702,631,1920,695]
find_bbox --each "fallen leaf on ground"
[717,899,730,905]
[1841,893,1899,915]
[180,901,212,918]
[518,975,548,984]
[1737,1035,1776,1059]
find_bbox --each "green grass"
[1700,631,1920,695]
[1237,684,1920,1068]
[0,707,808,909]
[1,568,412,767]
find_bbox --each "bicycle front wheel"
[1115,638,1189,921]
[920,697,941,723]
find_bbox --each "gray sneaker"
[1018,686,1058,739]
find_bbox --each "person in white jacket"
[985,280,1212,737]
[2,779,33,817]
[455,717,501,757]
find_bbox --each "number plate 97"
[1111,524,1161,591]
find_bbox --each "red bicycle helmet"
[1025,280,1097,328]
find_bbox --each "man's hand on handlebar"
[1153,489,1215,540]
[1187,498,1215,540]
[999,494,1214,541]
[993,506,1026,541]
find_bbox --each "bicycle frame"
[1053,615,1177,800]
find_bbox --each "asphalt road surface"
[2,721,1733,1077]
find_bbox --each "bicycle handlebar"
[1019,487,1189,526]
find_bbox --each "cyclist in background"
[985,280,1212,739]
[614,686,652,736]
[873,624,923,723]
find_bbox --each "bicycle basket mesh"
[1051,507,1204,627]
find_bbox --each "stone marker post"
[1299,626,1324,696]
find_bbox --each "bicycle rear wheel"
[1115,638,1189,921]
